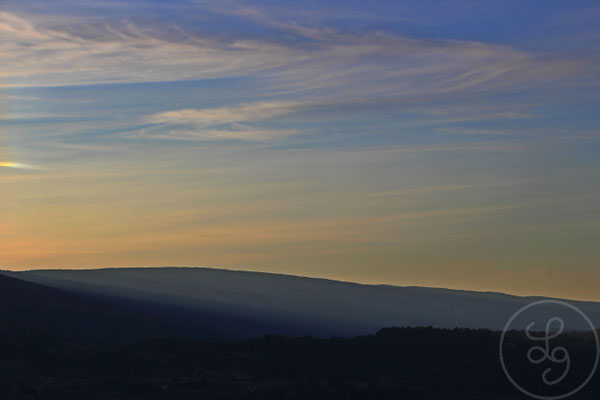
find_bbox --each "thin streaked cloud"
[130,101,303,140]
[146,102,302,126]
[0,10,582,98]
[370,184,491,198]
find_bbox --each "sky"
[1,0,599,300]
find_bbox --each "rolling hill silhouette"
[0,273,319,343]
[3,267,600,337]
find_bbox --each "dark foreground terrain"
[1,327,599,400]
[1,274,598,399]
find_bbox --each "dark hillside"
[1,326,598,399]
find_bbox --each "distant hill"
[0,273,314,343]
[4,267,600,336]
[0,273,179,344]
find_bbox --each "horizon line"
[2,265,598,304]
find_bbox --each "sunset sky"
[1,0,599,300]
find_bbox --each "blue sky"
[1,0,599,299]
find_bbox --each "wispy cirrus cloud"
[0,10,583,99]
[370,184,488,198]
[0,12,298,88]
[146,101,301,127]
[126,126,300,141]
[128,101,302,141]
